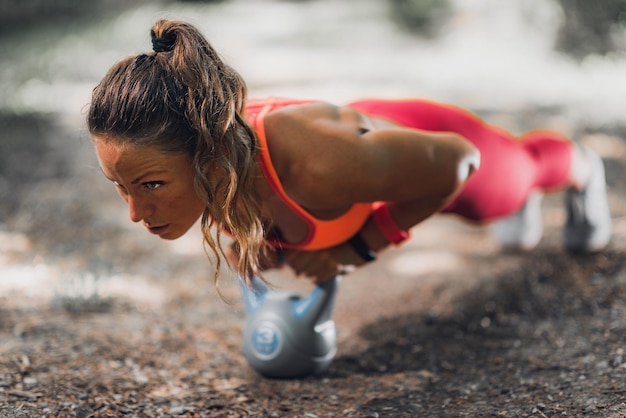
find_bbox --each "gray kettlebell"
[240,275,340,379]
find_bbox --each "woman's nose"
[128,196,153,223]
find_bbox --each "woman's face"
[95,139,206,240]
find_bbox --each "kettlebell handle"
[240,275,340,328]
[291,276,340,327]
[240,276,270,313]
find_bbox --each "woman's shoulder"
[262,101,343,175]
[265,99,338,120]
[262,101,376,209]
[245,97,334,120]
[264,100,366,135]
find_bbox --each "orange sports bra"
[245,97,373,250]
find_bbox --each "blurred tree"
[388,0,452,38]
[0,0,167,35]
[175,0,228,3]
[0,112,68,217]
[555,0,626,58]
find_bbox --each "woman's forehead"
[95,140,188,178]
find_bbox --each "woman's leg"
[491,130,572,250]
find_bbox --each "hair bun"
[151,29,177,53]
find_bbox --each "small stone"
[170,406,186,415]
[23,377,37,385]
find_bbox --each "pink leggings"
[348,99,572,223]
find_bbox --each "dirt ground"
[0,110,625,418]
[2,1,626,416]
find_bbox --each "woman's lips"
[147,224,170,235]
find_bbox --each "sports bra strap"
[245,98,373,250]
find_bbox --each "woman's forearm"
[358,141,480,253]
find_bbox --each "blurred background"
[1,0,625,309]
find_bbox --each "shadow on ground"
[324,250,626,416]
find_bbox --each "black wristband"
[348,233,377,263]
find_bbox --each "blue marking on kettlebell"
[250,321,282,360]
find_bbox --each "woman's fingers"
[283,250,343,283]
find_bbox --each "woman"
[88,19,611,287]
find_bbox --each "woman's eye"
[144,181,163,190]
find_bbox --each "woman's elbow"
[442,135,480,196]
[456,142,480,184]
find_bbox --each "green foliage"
[0,0,163,35]
[388,0,452,38]
[0,112,68,217]
[555,0,626,58]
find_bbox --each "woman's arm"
[265,102,480,226]
[355,127,480,251]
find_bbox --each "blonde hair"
[88,19,267,288]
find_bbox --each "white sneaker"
[492,191,543,251]
[564,149,612,253]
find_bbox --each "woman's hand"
[226,242,286,272]
[228,239,369,284]
[281,242,367,284]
